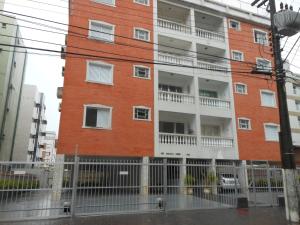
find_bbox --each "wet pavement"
[0,207,296,225]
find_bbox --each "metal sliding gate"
[0,159,287,221]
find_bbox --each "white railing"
[197,60,228,73]
[201,136,233,148]
[158,18,191,34]
[159,52,193,66]
[159,91,195,104]
[159,133,197,146]
[195,27,225,41]
[199,97,230,109]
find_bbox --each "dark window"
[134,108,149,120]
[85,107,97,127]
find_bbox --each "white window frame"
[260,89,277,108]
[134,27,150,41]
[134,0,150,6]
[231,50,244,61]
[86,60,114,85]
[133,106,151,121]
[238,118,251,130]
[264,123,280,142]
[92,0,116,7]
[133,65,151,79]
[89,20,115,42]
[229,19,240,31]
[234,82,248,95]
[253,29,268,45]
[83,104,113,130]
[256,57,272,72]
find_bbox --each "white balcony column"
[210,158,218,195]
[180,158,187,194]
[190,8,196,36]
[52,154,65,200]
[140,156,149,195]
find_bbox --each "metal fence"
[0,158,287,221]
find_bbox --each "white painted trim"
[133,106,151,121]
[253,28,268,45]
[234,82,248,95]
[231,50,244,61]
[134,27,151,42]
[82,104,113,130]
[263,123,280,142]
[91,0,116,7]
[260,89,277,108]
[237,117,251,130]
[86,60,114,85]
[133,65,151,79]
[88,19,115,42]
[133,0,150,6]
[228,19,241,31]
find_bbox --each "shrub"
[0,179,40,190]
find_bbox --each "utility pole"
[251,0,299,222]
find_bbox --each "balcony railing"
[158,18,191,34]
[199,97,230,109]
[197,60,227,73]
[195,28,225,41]
[158,52,193,66]
[159,133,197,146]
[159,91,195,104]
[201,136,233,148]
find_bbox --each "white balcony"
[195,28,225,41]
[199,97,230,109]
[159,91,195,104]
[158,18,191,34]
[197,60,227,73]
[201,136,234,148]
[158,52,193,66]
[159,133,197,146]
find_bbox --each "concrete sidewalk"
[0,207,296,225]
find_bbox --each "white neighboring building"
[12,85,47,162]
[40,131,56,163]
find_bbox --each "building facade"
[0,13,27,161]
[12,85,47,162]
[39,131,57,163]
[58,0,281,162]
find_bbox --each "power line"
[283,35,300,62]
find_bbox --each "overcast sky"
[2,0,300,134]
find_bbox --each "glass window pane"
[88,63,112,84]
[85,107,97,127]
[261,92,275,107]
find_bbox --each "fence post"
[180,158,187,194]
[163,158,167,211]
[51,154,65,201]
[140,156,149,195]
[210,158,218,195]
[267,164,273,206]
[71,155,79,217]
[238,161,249,199]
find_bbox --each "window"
[293,84,300,95]
[229,20,240,30]
[87,61,113,85]
[296,101,300,111]
[89,20,115,42]
[231,50,244,61]
[261,90,276,107]
[1,23,6,29]
[199,90,218,98]
[133,107,150,121]
[201,125,221,137]
[238,118,251,130]
[235,83,247,94]
[93,0,115,6]
[264,124,279,141]
[134,65,150,79]
[256,58,272,73]
[134,0,149,5]
[254,29,268,45]
[159,84,183,93]
[298,116,300,127]
[84,105,112,129]
[159,122,184,134]
[134,28,150,41]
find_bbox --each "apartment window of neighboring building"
[89,20,115,42]
[256,58,272,73]
[93,0,115,6]
[229,20,240,30]
[261,90,276,107]
[133,107,151,121]
[238,118,251,130]
[159,84,183,93]
[235,83,247,94]
[86,61,113,85]
[134,28,150,41]
[231,50,244,61]
[1,23,6,29]
[264,124,279,141]
[134,0,149,6]
[133,65,150,79]
[254,29,268,45]
[201,125,221,137]
[84,105,112,129]
[159,122,185,134]
[298,116,300,127]
[296,101,300,111]
[199,90,218,98]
